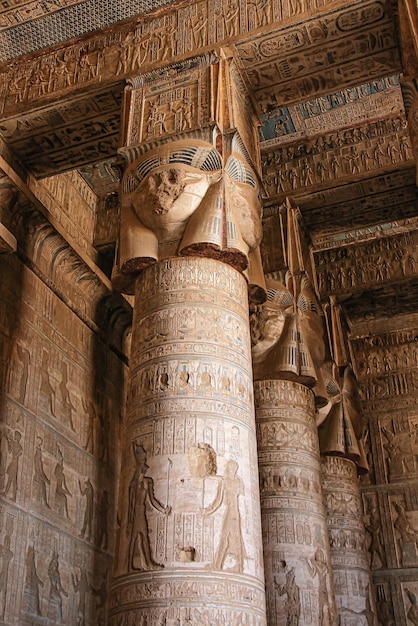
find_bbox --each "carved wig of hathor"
[113,135,265,299]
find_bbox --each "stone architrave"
[255,379,336,626]
[401,79,418,185]
[110,257,266,625]
[321,455,377,626]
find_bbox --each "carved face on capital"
[132,165,215,235]
[225,175,262,251]
[251,278,290,363]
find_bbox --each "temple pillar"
[109,51,268,623]
[255,379,335,626]
[109,256,266,624]
[320,455,376,625]
[317,302,377,625]
[251,202,337,625]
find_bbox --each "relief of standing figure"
[48,551,68,622]
[306,548,333,626]
[275,561,301,626]
[202,459,247,573]
[24,545,44,616]
[127,444,171,572]
[2,430,22,501]
[0,534,13,618]
[54,449,71,519]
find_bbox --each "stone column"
[110,52,267,624]
[321,455,376,625]
[255,379,336,626]
[251,223,338,626]
[109,257,266,624]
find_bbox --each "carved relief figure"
[202,459,247,573]
[98,490,109,550]
[393,501,417,543]
[72,567,91,625]
[33,436,51,507]
[376,584,395,626]
[93,571,107,624]
[191,13,207,48]
[79,477,94,541]
[289,0,304,15]
[83,398,97,454]
[48,551,68,622]
[224,0,240,36]
[8,340,30,403]
[127,444,170,572]
[1,430,22,501]
[364,498,386,568]
[251,0,273,26]
[405,588,418,626]
[306,548,333,626]
[0,535,13,618]
[40,350,56,415]
[54,449,71,518]
[275,562,301,626]
[0,430,6,494]
[59,362,75,431]
[24,545,44,616]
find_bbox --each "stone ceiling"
[0,0,177,62]
[0,0,417,329]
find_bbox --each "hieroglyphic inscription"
[0,0,401,118]
[262,118,413,198]
[352,329,418,402]
[314,230,418,297]
[236,0,401,109]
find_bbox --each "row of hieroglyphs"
[0,0,397,116]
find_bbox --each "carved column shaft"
[255,379,336,626]
[110,257,266,625]
[321,455,377,625]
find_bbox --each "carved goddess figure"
[24,545,44,616]
[127,444,170,572]
[275,563,301,626]
[48,552,68,621]
[202,459,246,573]
[0,535,13,618]
[33,436,50,507]
[2,430,22,501]
[54,449,71,518]
[306,548,333,626]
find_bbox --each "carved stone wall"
[0,171,130,624]
[110,257,266,625]
[351,328,418,626]
[28,171,98,260]
[0,252,126,625]
[254,379,336,626]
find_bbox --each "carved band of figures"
[254,379,314,408]
[314,231,418,295]
[0,0,388,115]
